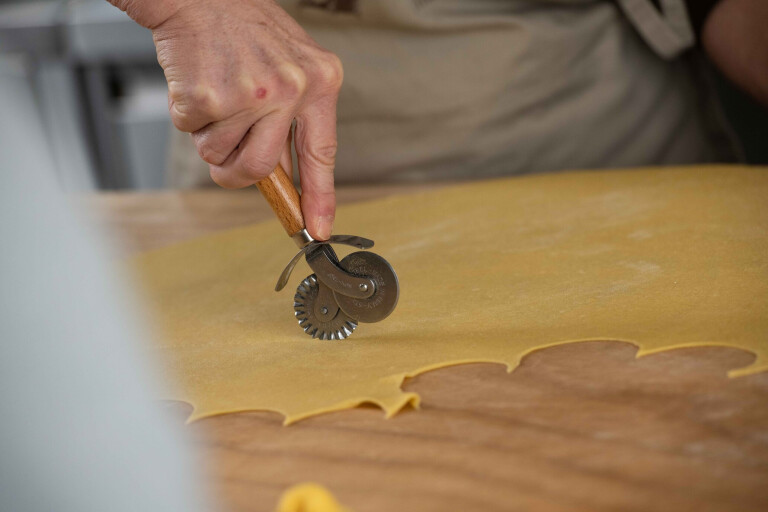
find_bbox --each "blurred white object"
[0,51,210,512]
[0,0,171,190]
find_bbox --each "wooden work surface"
[85,185,768,512]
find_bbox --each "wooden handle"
[255,164,305,237]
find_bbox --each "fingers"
[191,110,260,166]
[278,127,293,180]
[167,83,226,133]
[209,112,293,189]
[294,96,338,241]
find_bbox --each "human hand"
[111,0,342,239]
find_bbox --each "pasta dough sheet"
[133,166,768,424]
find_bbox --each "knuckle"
[304,142,338,169]
[239,75,267,100]
[314,52,344,90]
[276,63,308,100]
[168,83,222,130]
[191,85,221,113]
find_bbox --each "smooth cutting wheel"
[333,251,400,324]
[294,275,358,340]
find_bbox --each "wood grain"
[255,165,305,237]
[84,186,768,512]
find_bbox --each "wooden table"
[86,186,768,512]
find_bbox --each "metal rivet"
[359,284,368,292]
[321,306,329,315]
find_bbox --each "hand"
[112,0,342,240]
[702,0,768,107]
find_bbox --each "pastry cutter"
[255,165,399,340]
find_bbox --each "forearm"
[702,0,768,106]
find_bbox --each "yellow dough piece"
[133,166,768,424]
[275,483,350,512]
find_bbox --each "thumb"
[294,99,337,241]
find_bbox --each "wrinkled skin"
[111,0,341,239]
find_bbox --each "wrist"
[107,0,188,29]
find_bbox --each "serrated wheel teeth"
[293,274,358,340]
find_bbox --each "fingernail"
[314,215,333,241]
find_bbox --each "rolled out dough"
[133,166,768,424]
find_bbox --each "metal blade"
[275,247,308,291]
[275,236,373,292]
[327,234,374,250]
[294,274,358,340]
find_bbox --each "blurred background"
[1,0,168,190]
[1,0,766,192]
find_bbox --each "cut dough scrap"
[133,166,768,424]
[276,483,349,512]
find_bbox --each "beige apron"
[168,0,737,187]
